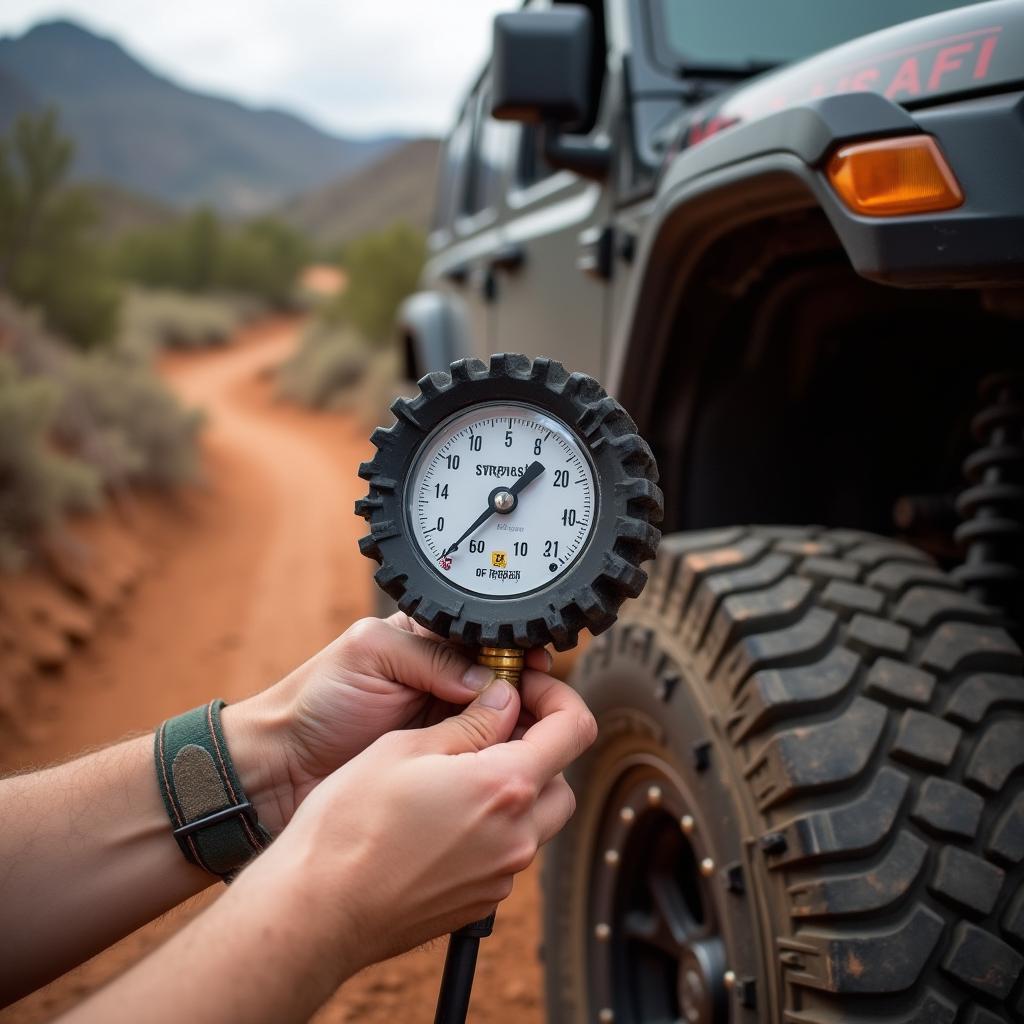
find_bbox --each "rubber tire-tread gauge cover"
[355,353,663,650]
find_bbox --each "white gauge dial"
[406,402,597,597]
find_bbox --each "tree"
[331,223,426,345]
[0,110,119,349]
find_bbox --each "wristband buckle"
[172,800,257,840]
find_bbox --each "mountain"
[279,138,441,247]
[0,19,400,215]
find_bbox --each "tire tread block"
[865,658,936,708]
[821,579,885,618]
[920,622,1023,676]
[965,720,1024,793]
[728,647,860,742]
[894,586,993,631]
[911,777,984,840]
[891,710,962,771]
[847,613,912,658]
[664,536,768,630]
[716,607,838,694]
[703,576,813,669]
[1002,887,1024,945]
[788,830,927,919]
[944,673,1024,726]
[769,767,909,867]
[941,921,1023,1000]
[865,561,961,598]
[845,543,931,569]
[745,697,887,810]
[929,845,1005,916]
[780,905,943,994]
[680,552,793,650]
[987,792,1024,866]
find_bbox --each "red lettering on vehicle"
[928,42,974,89]
[688,115,738,146]
[850,68,880,91]
[885,57,922,99]
[974,34,998,79]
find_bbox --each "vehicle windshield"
[651,0,994,73]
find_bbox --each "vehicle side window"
[433,102,473,230]
[463,82,513,217]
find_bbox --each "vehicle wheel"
[544,526,1024,1023]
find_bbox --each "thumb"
[419,678,520,755]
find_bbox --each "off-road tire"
[544,526,1024,1023]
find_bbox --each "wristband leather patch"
[155,699,272,879]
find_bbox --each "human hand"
[221,614,552,833]
[235,667,597,973]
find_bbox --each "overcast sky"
[0,1,516,138]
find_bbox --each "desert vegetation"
[278,221,425,414]
[0,112,251,562]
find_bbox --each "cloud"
[0,0,516,136]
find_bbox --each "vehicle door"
[490,0,613,378]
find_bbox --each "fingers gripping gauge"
[356,353,663,654]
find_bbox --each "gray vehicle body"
[400,0,1024,537]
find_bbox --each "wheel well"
[400,330,419,382]
[645,208,1023,565]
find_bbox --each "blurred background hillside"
[0,6,542,1022]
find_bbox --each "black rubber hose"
[433,913,495,1024]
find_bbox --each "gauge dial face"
[406,402,597,597]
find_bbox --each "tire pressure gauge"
[357,353,663,662]
[355,353,663,1024]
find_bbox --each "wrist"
[220,693,296,835]
[237,822,370,981]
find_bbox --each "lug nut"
[598,1010,615,1023]
[723,970,736,990]
[680,814,695,835]
[700,857,715,877]
[604,849,620,866]
[619,806,635,824]
[647,785,662,807]
[595,922,611,941]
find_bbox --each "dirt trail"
[1,320,543,1024]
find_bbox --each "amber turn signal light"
[826,135,963,217]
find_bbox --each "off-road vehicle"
[398,1,1024,1020]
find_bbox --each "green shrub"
[326,223,426,345]
[277,320,371,409]
[0,110,121,349]
[54,355,202,488]
[116,211,309,308]
[0,354,100,560]
[1,297,201,497]
[117,286,256,359]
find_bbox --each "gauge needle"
[442,460,545,557]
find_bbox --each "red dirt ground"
[0,319,544,1024]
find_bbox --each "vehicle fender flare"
[608,92,919,416]
[396,291,472,379]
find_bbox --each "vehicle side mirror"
[491,6,610,182]
[491,7,593,129]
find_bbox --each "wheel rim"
[587,754,730,1024]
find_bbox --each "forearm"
[59,845,359,1024]
[0,734,210,1001]
[0,696,290,1004]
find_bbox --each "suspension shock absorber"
[953,371,1024,625]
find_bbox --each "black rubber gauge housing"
[355,353,663,650]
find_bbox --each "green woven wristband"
[155,699,273,880]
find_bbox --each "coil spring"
[953,371,1024,619]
